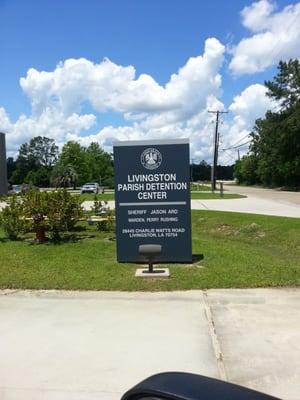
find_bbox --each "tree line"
[234,59,300,189]
[7,138,114,188]
[191,160,234,181]
[7,137,235,188]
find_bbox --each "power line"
[220,133,251,153]
[222,149,239,164]
[208,110,228,191]
[222,140,251,151]
[228,133,250,148]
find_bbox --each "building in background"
[0,132,8,195]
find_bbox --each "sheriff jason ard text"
[117,173,187,200]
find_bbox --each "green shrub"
[22,189,83,241]
[46,190,83,240]
[0,195,26,240]
[93,195,102,215]
[234,155,259,185]
[1,190,83,242]
[22,190,48,242]
[96,210,115,232]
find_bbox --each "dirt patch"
[211,222,266,239]
[211,224,235,236]
[237,222,266,238]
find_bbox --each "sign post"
[113,139,192,265]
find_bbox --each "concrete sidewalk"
[225,185,300,207]
[0,289,299,400]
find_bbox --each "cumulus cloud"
[0,30,278,164]
[229,84,275,120]
[1,38,227,161]
[241,0,275,32]
[0,108,12,132]
[19,37,225,121]
[217,84,277,163]
[1,107,96,155]
[229,0,300,75]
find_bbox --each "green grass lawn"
[79,193,115,201]
[190,183,211,191]
[79,192,244,202]
[0,211,299,291]
[190,192,245,199]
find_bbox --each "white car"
[80,182,100,194]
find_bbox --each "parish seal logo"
[141,148,162,170]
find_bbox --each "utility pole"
[190,158,194,182]
[0,132,8,196]
[208,110,228,191]
[237,148,240,161]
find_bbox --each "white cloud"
[1,107,96,155]
[217,84,277,162]
[19,37,224,122]
[241,0,275,32]
[228,83,275,120]
[1,38,227,161]
[229,0,300,75]
[0,32,278,165]
[0,108,12,132]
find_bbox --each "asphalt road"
[0,289,299,400]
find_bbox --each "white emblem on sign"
[141,148,162,170]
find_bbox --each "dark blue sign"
[113,139,192,263]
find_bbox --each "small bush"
[22,189,83,242]
[46,190,83,240]
[93,196,103,215]
[96,210,115,232]
[1,190,83,242]
[0,195,26,240]
[22,190,48,242]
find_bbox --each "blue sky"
[0,0,299,163]
[0,0,271,115]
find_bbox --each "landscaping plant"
[22,189,83,242]
[46,190,83,240]
[96,209,116,232]
[0,195,26,240]
[22,190,48,242]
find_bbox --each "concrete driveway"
[190,197,300,217]
[225,185,300,207]
[210,185,300,217]
[0,289,299,400]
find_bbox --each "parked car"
[9,184,36,195]
[80,182,102,194]
[9,185,22,194]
